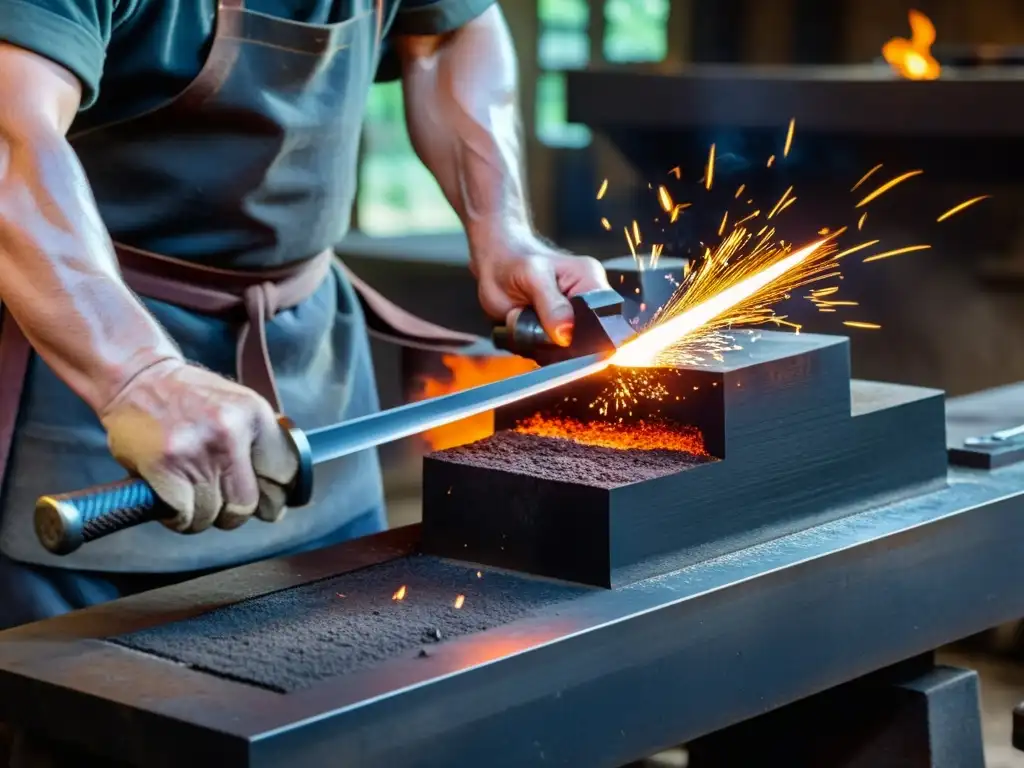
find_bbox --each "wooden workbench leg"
[687,657,985,768]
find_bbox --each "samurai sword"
[35,289,636,555]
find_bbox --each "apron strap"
[115,244,481,412]
[0,307,32,494]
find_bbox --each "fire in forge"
[421,329,947,587]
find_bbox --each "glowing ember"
[454,594,465,609]
[392,585,407,601]
[414,354,538,450]
[515,414,707,455]
[883,10,941,81]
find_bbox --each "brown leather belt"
[0,245,479,492]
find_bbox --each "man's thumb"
[524,263,574,346]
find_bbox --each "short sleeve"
[375,0,498,82]
[0,0,113,108]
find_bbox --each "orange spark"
[863,244,931,263]
[767,186,794,219]
[852,164,883,192]
[767,154,776,168]
[734,210,760,228]
[393,585,407,601]
[632,220,642,246]
[657,185,674,213]
[843,321,882,330]
[454,595,465,609]
[476,571,482,578]
[735,183,746,199]
[670,202,691,223]
[856,170,923,208]
[705,144,716,190]
[718,211,729,236]
[601,217,612,230]
[669,166,682,179]
[936,195,991,222]
[783,118,795,157]
[834,240,879,260]
[597,179,609,199]
[857,212,868,230]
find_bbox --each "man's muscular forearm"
[0,43,182,413]
[396,6,609,342]
[397,5,532,260]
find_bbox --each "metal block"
[421,331,948,586]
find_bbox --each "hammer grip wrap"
[34,478,170,556]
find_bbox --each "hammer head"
[492,289,637,365]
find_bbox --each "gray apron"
[0,0,476,578]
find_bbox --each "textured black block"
[421,331,948,587]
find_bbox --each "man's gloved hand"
[473,238,611,347]
[99,360,299,533]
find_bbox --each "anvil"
[0,341,1021,767]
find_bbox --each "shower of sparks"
[585,121,989,388]
[863,244,931,263]
[843,321,882,330]
[852,164,883,192]
[936,195,991,222]
[855,170,923,208]
[454,595,465,609]
[613,236,833,368]
[392,585,407,601]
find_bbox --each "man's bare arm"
[0,43,300,532]
[396,6,608,343]
[0,42,182,413]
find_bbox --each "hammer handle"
[34,420,315,556]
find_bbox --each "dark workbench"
[0,384,1021,767]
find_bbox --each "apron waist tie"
[116,243,334,412]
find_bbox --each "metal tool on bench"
[964,423,1024,448]
[34,289,636,555]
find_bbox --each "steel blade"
[305,352,611,464]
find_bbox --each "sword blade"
[305,353,610,464]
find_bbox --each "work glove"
[473,240,611,346]
[99,360,299,533]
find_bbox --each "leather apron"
[0,0,476,572]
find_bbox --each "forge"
[421,330,947,587]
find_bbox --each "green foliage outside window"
[356,81,460,236]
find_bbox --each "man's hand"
[473,239,611,346]
[100,360,299,534]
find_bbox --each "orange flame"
[883,10,940,80]
[413,354,538,450]
[392,585,407,601]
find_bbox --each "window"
[356,81,460,236]
[536,0,592,148]
[604,0,670,63]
